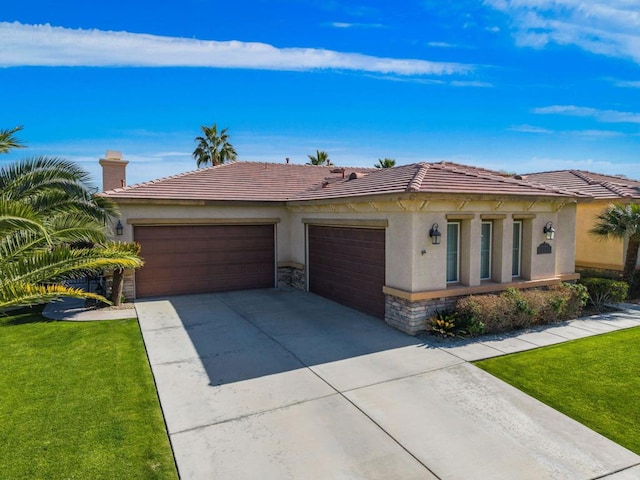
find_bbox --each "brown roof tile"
[100,162,373,202]
[100,160,575,203]
[520,170,640,200]
[292,162,574,201]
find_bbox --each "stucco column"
[461,217,481,286]
[491,217,512,283]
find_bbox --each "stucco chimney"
[99,150,128,191]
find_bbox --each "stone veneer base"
[277,266,305,291]
[385,294,458,335]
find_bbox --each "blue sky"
[1,0,639,187]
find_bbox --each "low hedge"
[453,283,588,335]
[578,277,628,306]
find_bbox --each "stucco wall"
[575,201,624,271]
[112,202,291,262]
[287,195,577,295]
[110,194,577,301]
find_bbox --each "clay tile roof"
[100,160,575,203]
[100,161,374,202]
[292,161,573,201]
[521,170,640,200]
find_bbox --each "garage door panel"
[308,225,385,318]
[134,225,275,297]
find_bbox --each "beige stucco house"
[518,170,640,275]
[99,152,579,334]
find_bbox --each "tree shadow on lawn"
[0,305,54,327]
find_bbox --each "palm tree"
[0,126,25,154]
[375,158,396,168]
[0,132,143,309]
[193,124,238,167]
[590,203,640,283]
[307,150,332,166]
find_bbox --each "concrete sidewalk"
[136,289,640,480]
[425,302,640,361]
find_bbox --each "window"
[512,221,522,277]
[480,222,492,280]
[446,222,460,283]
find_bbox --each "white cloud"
[572,129,624,138]
[509,124,553,134]
[0,22,468,76]
[485,0,640,63]
[534,105,640,123]
[614,79,640,88]
[427,41,457,48]
[450,80,493,87]
[327,22,384,29]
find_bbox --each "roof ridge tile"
[407,163,429,192]
[570,170,599,185]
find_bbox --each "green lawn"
[0,309,178,480]
[476,326,640,455]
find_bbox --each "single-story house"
[99,151,579,334]
[517,170,640,275]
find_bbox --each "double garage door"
[134,224,275,298]
[308,225,386,318]
[133,223,386,319]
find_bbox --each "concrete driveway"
[135,288,640,480]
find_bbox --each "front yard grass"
[0,309,178,480]
[476,326,640,455]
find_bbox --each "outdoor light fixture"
[429,223,442,245]
[543,221,555,241]
[115,220,124,236]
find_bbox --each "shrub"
[579,277,629,306]
[427,310,457,337]
[454,283,588,334]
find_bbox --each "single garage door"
[308,225,385,318]
[134,224,275,297]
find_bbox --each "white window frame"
[480,221,493,280]
[446,222,460,283]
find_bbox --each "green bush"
[579,277,629,306]
[455,283,587,334]
[427,309,458,337]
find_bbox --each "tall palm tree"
[0,126,25,154]
[307,150,332,166]
[193,124,238,167]
[375,158,396,168]
[590,203,640,283]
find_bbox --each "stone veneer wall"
[277,266,305,291]
[385,294,458,335]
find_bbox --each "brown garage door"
[308,225,385,318]
[134,224,275,297]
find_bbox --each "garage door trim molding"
[128,217,280,226]
[301,218,388,229]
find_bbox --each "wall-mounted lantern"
[115,220,124,236]
[429,223,442,245]
[543,221,555,241]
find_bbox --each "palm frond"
[0,126,25,154]
[0,156,93,197]
[2,245,144,286]
[0,282,109,311]
[0,198,51,244]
